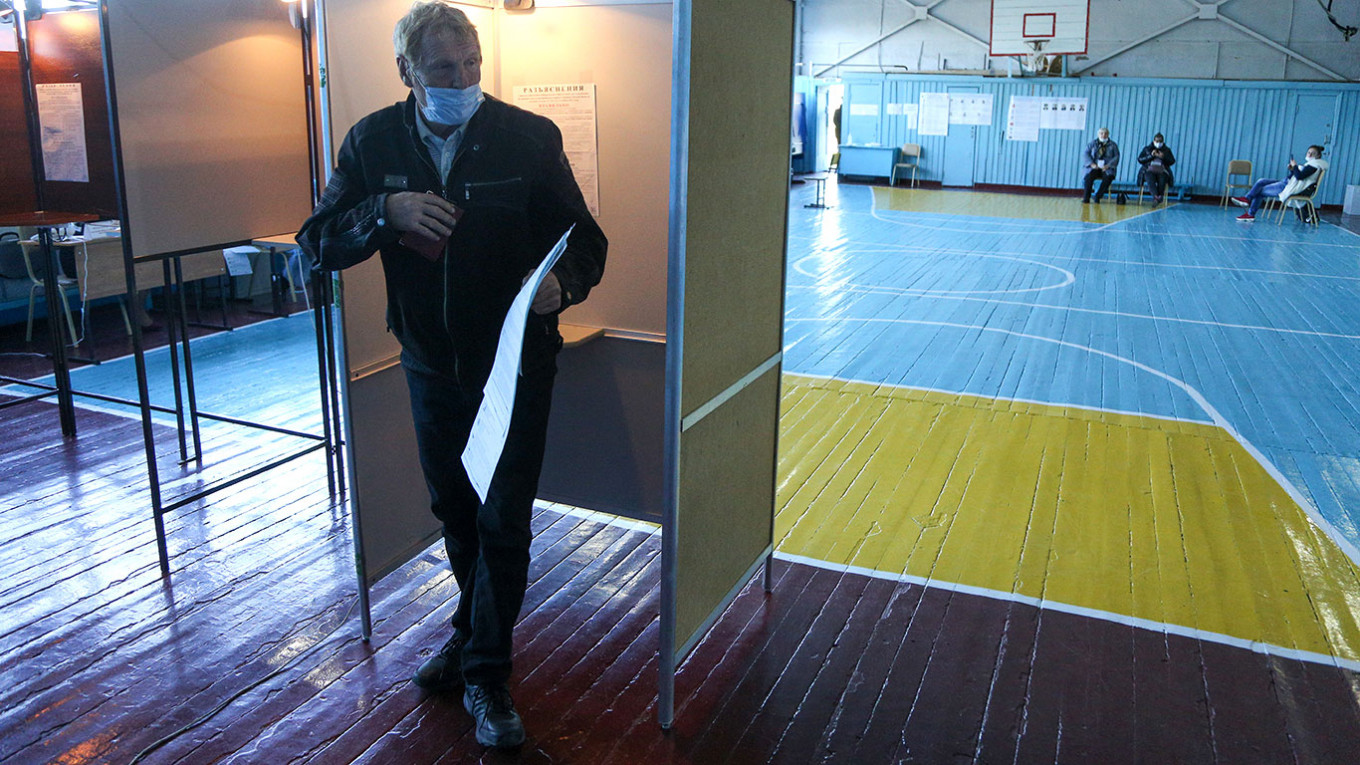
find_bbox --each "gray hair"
[393,1,479,67]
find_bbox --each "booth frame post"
[94,0,338,578]
[36,226,78,434]
[659,0,693,734]
[14,6,80,436]
[171,256,206,462]
[161,260,190,460]
[299,0,342,496]
[98,0,171,575]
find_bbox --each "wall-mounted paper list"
[35,82,89,183]
[514,84,600,217]
[461,225,574,502]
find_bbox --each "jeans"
[402,350,557,685]
[1143,167,1169,199]
[1245,178,1286,215]
[1083,168,1114,201]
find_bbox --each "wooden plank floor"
[4,394,1360,763]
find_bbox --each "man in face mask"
[297,0,607,750]
[1081,127,1119,204]
[1136,133,1176,205]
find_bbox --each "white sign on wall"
[1039,97,1088,130]
[918,92,950,136]
[513,84,601,216]
[948,93,994,126]
[35,82,89,183]
[1006,96,1042,142]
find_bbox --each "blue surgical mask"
[1153,141,1163,148]
[418,80,483,126]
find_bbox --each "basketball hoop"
[1020,39,1051,73]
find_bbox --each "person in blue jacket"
[1081,127,1119,203]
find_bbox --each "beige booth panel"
[675,368,780,646]
[668,0,793,661]
[497,4,671,336]
[680,0,792,412]
[104,0,312,258]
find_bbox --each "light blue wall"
[839,74,1358,206]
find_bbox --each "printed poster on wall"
[513,84,600,217]
[886,103,920,130]
[35,82,89,183]
[1039,97,1088,131]
[1006,96,1041,142]
[948,93,993,126]
[918,92,950,136]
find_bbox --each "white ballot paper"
[461,225,575,502]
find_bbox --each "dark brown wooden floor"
[4,396,1359,764]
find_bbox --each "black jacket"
[297,94,607,386]
[1136,143,1176,186]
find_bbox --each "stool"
[804,172,831,209]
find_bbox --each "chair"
[1221,159,1252,207]
[827,151,840,173]
[1268,168,1326,226]
[15,237,81,348]
[285,248,311,309]
[891,143,921,187]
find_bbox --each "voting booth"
[2,0,337,573]
[320,0,793,725]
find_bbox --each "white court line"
[536,501,1360,673]
[782,315,1360,570]
[784,370,1214,427]
[786,279,1360,341]
[789,240,1360,283]
[793,250,1074,296]
[775,551,1360,675]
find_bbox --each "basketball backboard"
[990,0,1090,56]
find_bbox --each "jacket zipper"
[464,176,523,201]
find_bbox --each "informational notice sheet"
[222,246,257,277]
[1039,97,1088,131]
[918,92,950,136]
[461,225,574,502]
[35,82,89,183]
[902,104,919,131]
[849,103,879,117]
[513,84,600,216]
[948,93,994,126]
[1006,96,1042,142]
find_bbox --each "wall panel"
[843,74,1358,205]
[105,0,312,257]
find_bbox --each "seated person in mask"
[1231,144,1329,222]
[1081,127,1119,203]
[1136,133,1175,204]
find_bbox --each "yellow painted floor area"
[775,375,1360,663]
[872,186,1171,223]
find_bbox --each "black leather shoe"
[463,683,525,748]
[413,633,465,692]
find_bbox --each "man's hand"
[386,192,461,240]
[1288,158,1298,169]
[529,270,562,315]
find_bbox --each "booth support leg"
[38,228,77,436]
